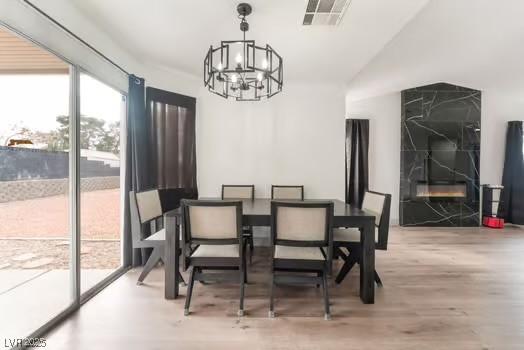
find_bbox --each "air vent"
[303,0,352,26]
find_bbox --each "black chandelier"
[204,3,283,101]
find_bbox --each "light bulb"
[216,62,223,71]
[257,72,263,82]
[231,74,238,83]
[261,59,269,70]
[235,53,243,64]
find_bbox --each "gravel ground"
[0,189,121,269]
[0,239,121,269]
[0,189,120,239]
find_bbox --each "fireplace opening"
[416,183,467,198]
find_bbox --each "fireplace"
[400,82,481,227]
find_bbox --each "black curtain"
[146,87,198,194]
[499,121,524,224]
[345,119,369,207]
[123,75,154,267]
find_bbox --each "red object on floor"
[483,216,505,228]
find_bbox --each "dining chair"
[271,185,304,200]
[333,190,391,285]
[269,200,334,320]
[181,199,246,317]
[129,189,167,284]
[221,185,255,264]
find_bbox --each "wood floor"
[45,226,524,350]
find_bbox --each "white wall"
[346,93,401,223]
[481,91,524,185]
[197,83,346,199]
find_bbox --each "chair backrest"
[362,191,391,250]
[221,185,255,199]
[181,199,243,246]
[129,189,162,246]
[135,189,163,223]
[271,201,333,248]
[271,185,304,200]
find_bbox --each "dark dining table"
[164,198,377,304]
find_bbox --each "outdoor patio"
[0,189,121,340]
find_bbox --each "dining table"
[163,198,377,304]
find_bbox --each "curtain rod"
[22,0,130,77]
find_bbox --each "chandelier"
[204,3,283,101]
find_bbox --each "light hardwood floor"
[45,226,524,350]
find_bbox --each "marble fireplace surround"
[400,83,481,227]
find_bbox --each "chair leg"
[242,241,248,284]
[238,264,245,317]
[137,247,162,285]
[184,266,196,316]
[316,271,321,288]
[243,262,248,284]
[335,255,357,284]
[322,271,331,320]
[336,247,349,261]
[249,233,254,265]
[269,271,275,318]
[374,270,383,287]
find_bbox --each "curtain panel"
[146,87,198,194]
[499,121,524,224]
[345,119,369,207]
[123,75,154,267]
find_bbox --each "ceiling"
[347,0,524,100]
[69,0,429,84]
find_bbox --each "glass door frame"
[77,68,128,303]
[0,22,130,342]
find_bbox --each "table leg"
[360,219,375,304]
[165,215,179,299]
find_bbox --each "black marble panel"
[399,83,481,227]
[400,201,480,227]
[462,121,481,150]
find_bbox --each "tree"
[55,115,120,154]
[96,121,120,154]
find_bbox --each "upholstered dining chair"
[221,185,255,264]
[129,189,167,284]
[333,190,391,285]
[269,200,334,320]
[271,185,304,200]
[181,199,246,317]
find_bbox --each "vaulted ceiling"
[346,0,524,100]
[68,0,429,84]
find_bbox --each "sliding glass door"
[79,72,125,293]
[0,24,126,342]
[0,26,73,342]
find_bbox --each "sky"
[0,73,124,145]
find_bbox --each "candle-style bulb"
[216,62,223,71]
[262,59,269,70]
[257,72,263,82]
[235,53,243,64]
[231,74,238,83]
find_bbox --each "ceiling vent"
[302,0,352,26]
